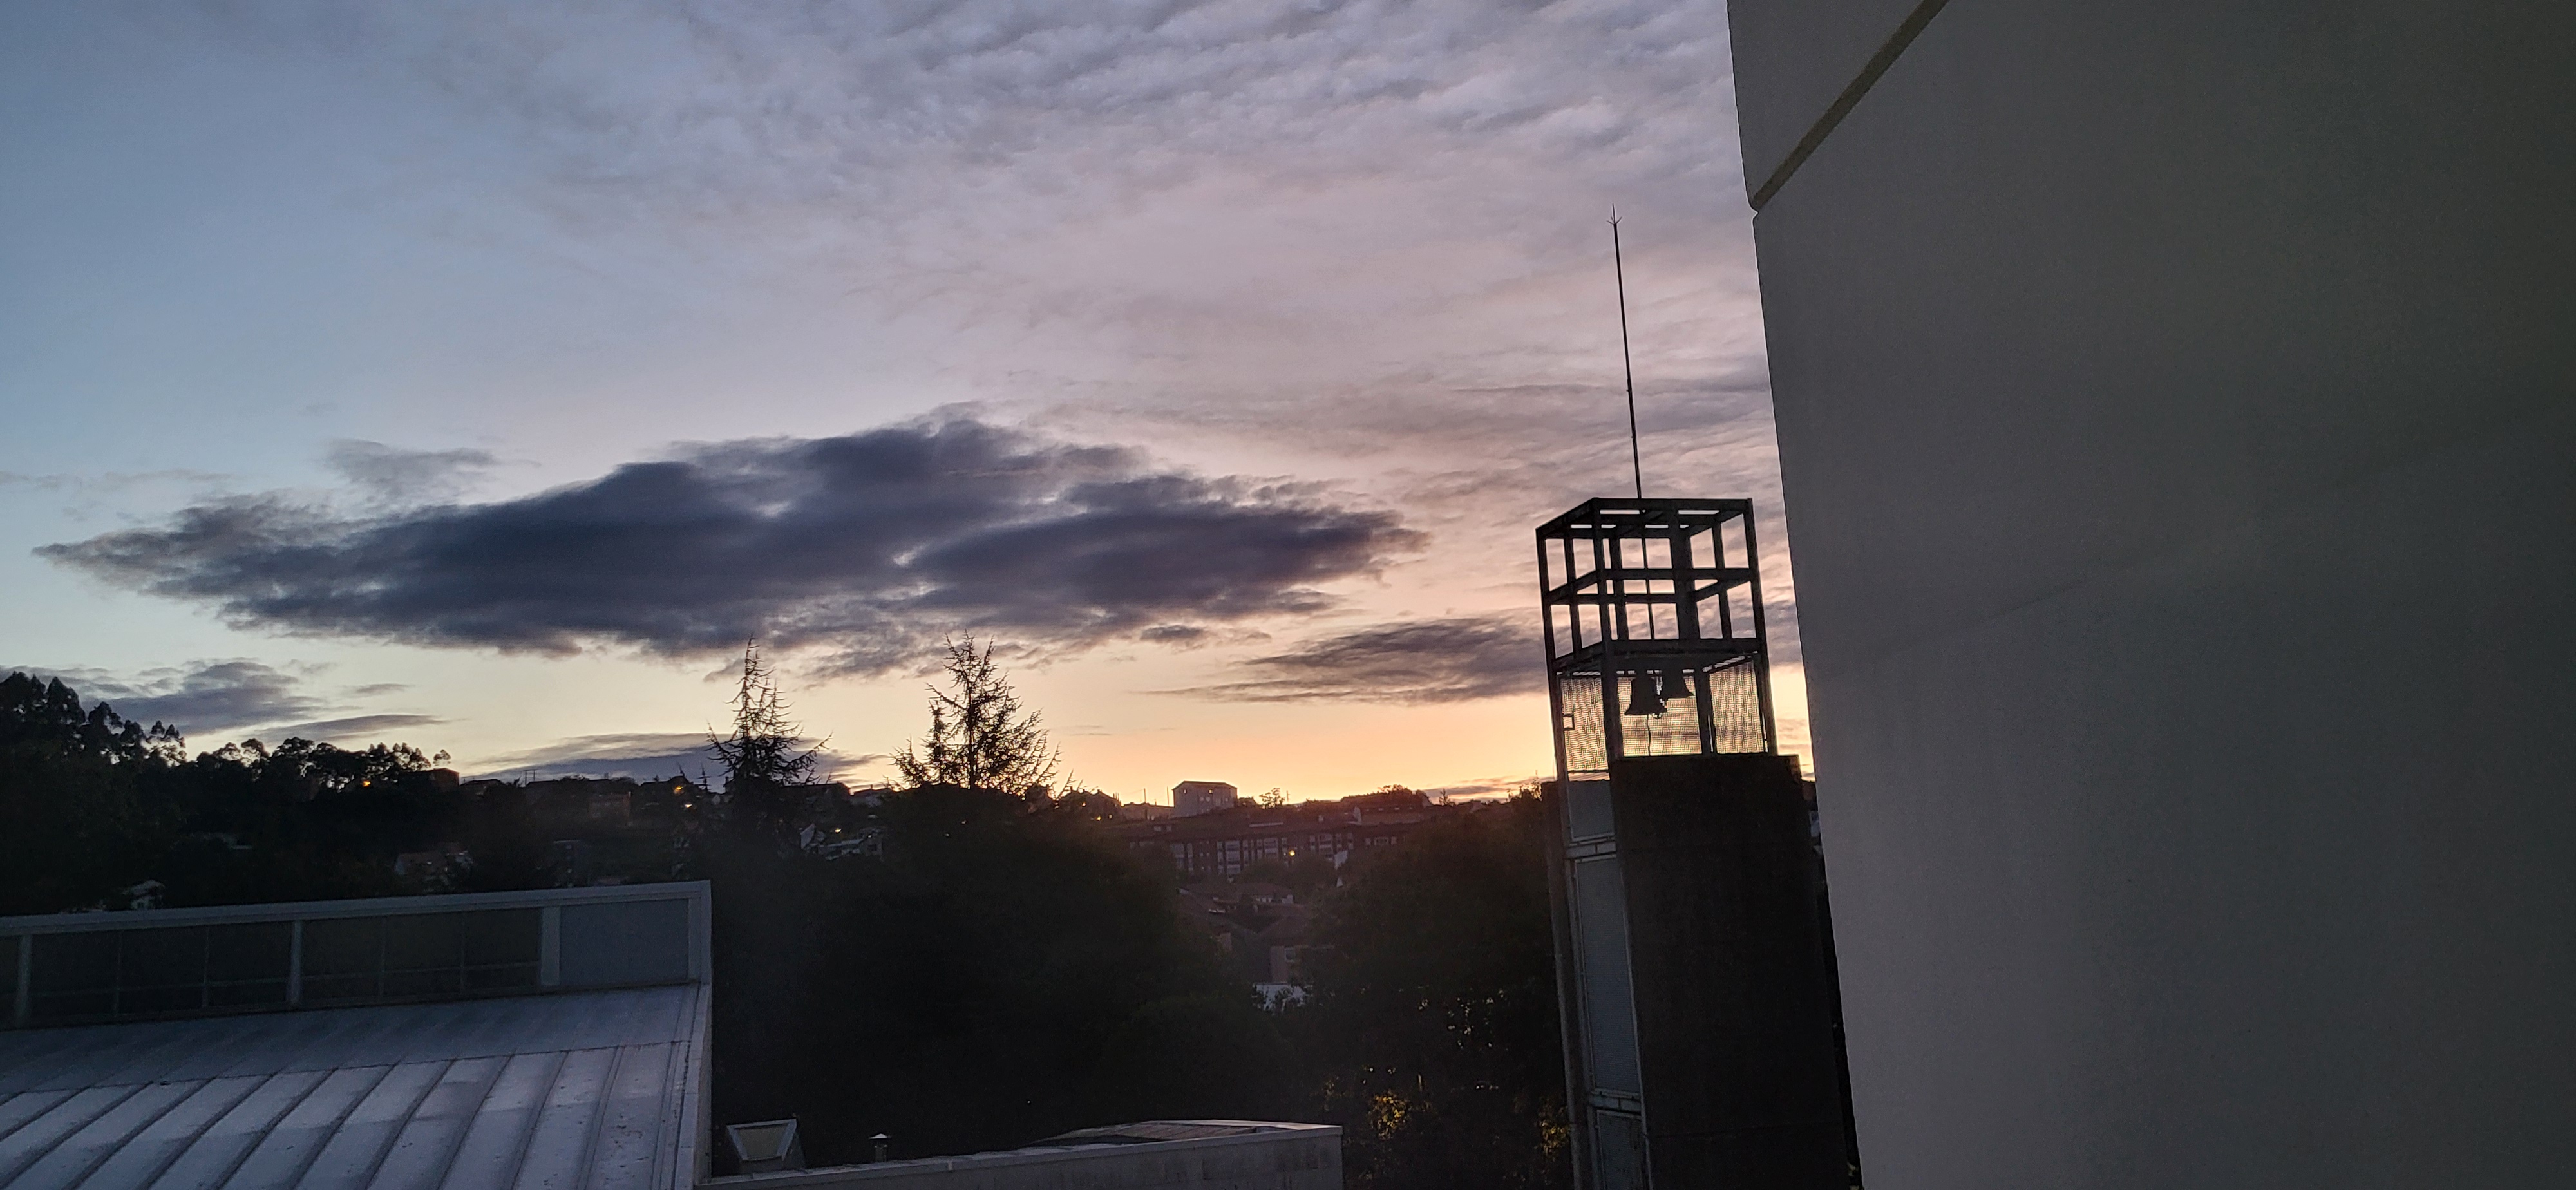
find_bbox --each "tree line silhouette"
[0,657,1569,1188]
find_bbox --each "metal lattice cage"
[1537,500,1776,779]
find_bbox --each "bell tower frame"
[1535,497,1851,1190]
[1535,497,1776,777]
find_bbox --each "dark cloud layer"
[1184,615,1542,704]
[479,732,884,786]
[4,660,442,744]
[257,713,447,743]
[41,420,1420,673]
[477,732,722,783]
[6,660,323,734]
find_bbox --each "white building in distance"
[1171,781,1238,818]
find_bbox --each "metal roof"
[0,979,706,1190]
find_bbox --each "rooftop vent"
[726,1118,807,1173]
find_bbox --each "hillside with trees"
[0,670,538,913]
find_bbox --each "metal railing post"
[12,935,29,1026]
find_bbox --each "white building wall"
[1728,3,2576,1185]
[1172,782,1238,818]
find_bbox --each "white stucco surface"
[1724,0,1927,192]
[1729,1,2576,1184]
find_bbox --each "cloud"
[3,660,451,746]
[475,732,719,782]
[5,660,325,734]
[255,714,447,744]
[325,440,500,505]
[0,469,234,495]
[1175,614,1541,704]
[1416,774,1547,801]
[477,731,887,786]
[41,419,1421,674]
[166,1,1757,410]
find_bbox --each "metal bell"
[1623,674,1666,717]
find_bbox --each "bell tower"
[1536,498,1776,770]
[1536,497,1853,1189]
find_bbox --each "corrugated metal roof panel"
[0,1093,73,1148]
[227,1064,392,1187]
[441,1052,567,1190]
[366,1056,504,1190]
[75,1075,262,1190]
[0,1088,132,1183]
[585,1043,677,1190]
[14,1081,196,1189]
[298,1061,445,1190]
[517,1046,616,1190]
[151,1068,327,1190]
[0,986,703,1190]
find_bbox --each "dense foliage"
[1286,795,1571,1189]
[1,672,186,914]
[701,788,1571,1183]
[2,670,1569,1185]
[703,784,1272,1164]
[0,672,556,914]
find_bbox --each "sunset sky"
[0,1,1801,802]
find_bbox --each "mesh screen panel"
[1557,670,1608,776]
[306,910,540,1004]
[1703,659,1766,753]
[1591,1110,1649,1190]
[7,893,694,1028]
[1572,857,1641,1094]
[24,923,292,1023]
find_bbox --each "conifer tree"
[707,640,822,830]
[893,636,1058,796]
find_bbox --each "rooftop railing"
[0,881,710,1030]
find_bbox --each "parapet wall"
[1,882,711,1028]
[714,1123,1341,1190]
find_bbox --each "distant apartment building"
[1117,787,1449,881]
[1171,780,1238,817]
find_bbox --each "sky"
[0,0,1799,803]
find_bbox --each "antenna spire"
[1611,210,1643,498]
